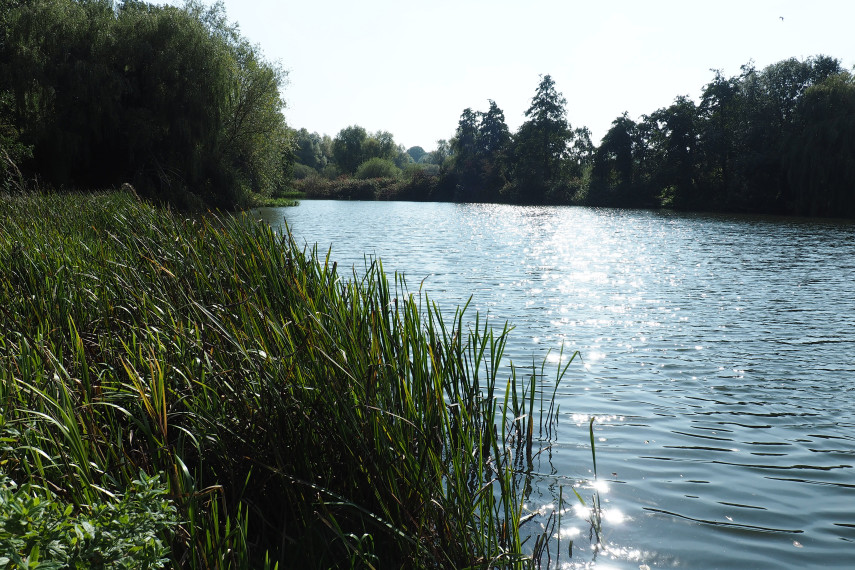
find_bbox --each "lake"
[253,200,855,569]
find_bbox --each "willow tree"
[0,0,291,208]
[784,72,855,217]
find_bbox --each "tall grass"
[0,190,572,568]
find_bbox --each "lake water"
[253,201,855,569]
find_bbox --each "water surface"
[254,201,855,568]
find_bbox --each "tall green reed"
[0,190,574,568]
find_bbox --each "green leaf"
[27,543,39,565]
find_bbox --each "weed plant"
[0,190,569,568]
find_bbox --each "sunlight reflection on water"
[255,201,855,569]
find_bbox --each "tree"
[294,128,328,171]
[406,146,427,163]
[431,139,451,167]
[449,108,480,200]
[726,56,843,212]
[647,96,700,208]
[0,0,292,208]
[475,100,511,201]
[697,69,741,207]
[477,100,511,157]
[215,30,291,202]
[332,125,368,174]
[508,75,572,203]
[588,113,637,206]
[363,130,397,162]
[0,1,29,188]
[569,127,594,173]
[784,72,855,217]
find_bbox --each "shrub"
[354,157,401,180]
[0,472,175,569]
[292,163,318,180]
[403,163,440,179]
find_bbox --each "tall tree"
[475,100,511,201]
[697,69,741,207]
[647,96,699,208]
[294,128,328,171]
[588,113,637,206]
[509,74,572,203]
[477,100,511,157]
[1,0,291,208]
[332,125,368,174]
[431,139,451,168]
[784,72,855,217]
[730,56,843,212]
[569,126,594,174]
[363,130,397,162]
[450,107,480,200]
[406,145,427,163]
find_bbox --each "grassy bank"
[0,191,573,568]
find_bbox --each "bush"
[354,157,400,180]
[292,163,318,180]
[0,472,175,569]
[403,163,440,179]
[320,163,341,180]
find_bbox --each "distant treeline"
[297,57,855,218]
[2,1,853,217]
[0,0,291,209]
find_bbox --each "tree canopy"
[0,0,292,209]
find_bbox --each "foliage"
[784,72,855,217]
[292,163,319,180]
[331,127,407,175]
[431,139,452,167]
[282,53,854,217]
[0,91,30,191]
[588,113,638,206]
[0,190,571,567]
[447,101,512,202]
[0,472,175,569]
[0,0,291,209]
[506,75,573,204]
[404,162,440,179]
[406,145,428,163]
[296,172,448,201]
[416,56,855,216]
[580,55,854,216]
[354,156,401,179]
[293,128,331,172]
[331,125,369,174]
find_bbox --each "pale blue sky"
[167,0,854,150]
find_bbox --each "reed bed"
[0,191,571,568]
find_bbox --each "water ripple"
[256,202,855,569]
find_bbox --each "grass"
[0,189,576,568]
[248,190,303,207]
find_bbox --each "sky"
[166,0,854,151]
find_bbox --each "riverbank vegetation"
[1,190,573,567]
[294,57,855,219]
